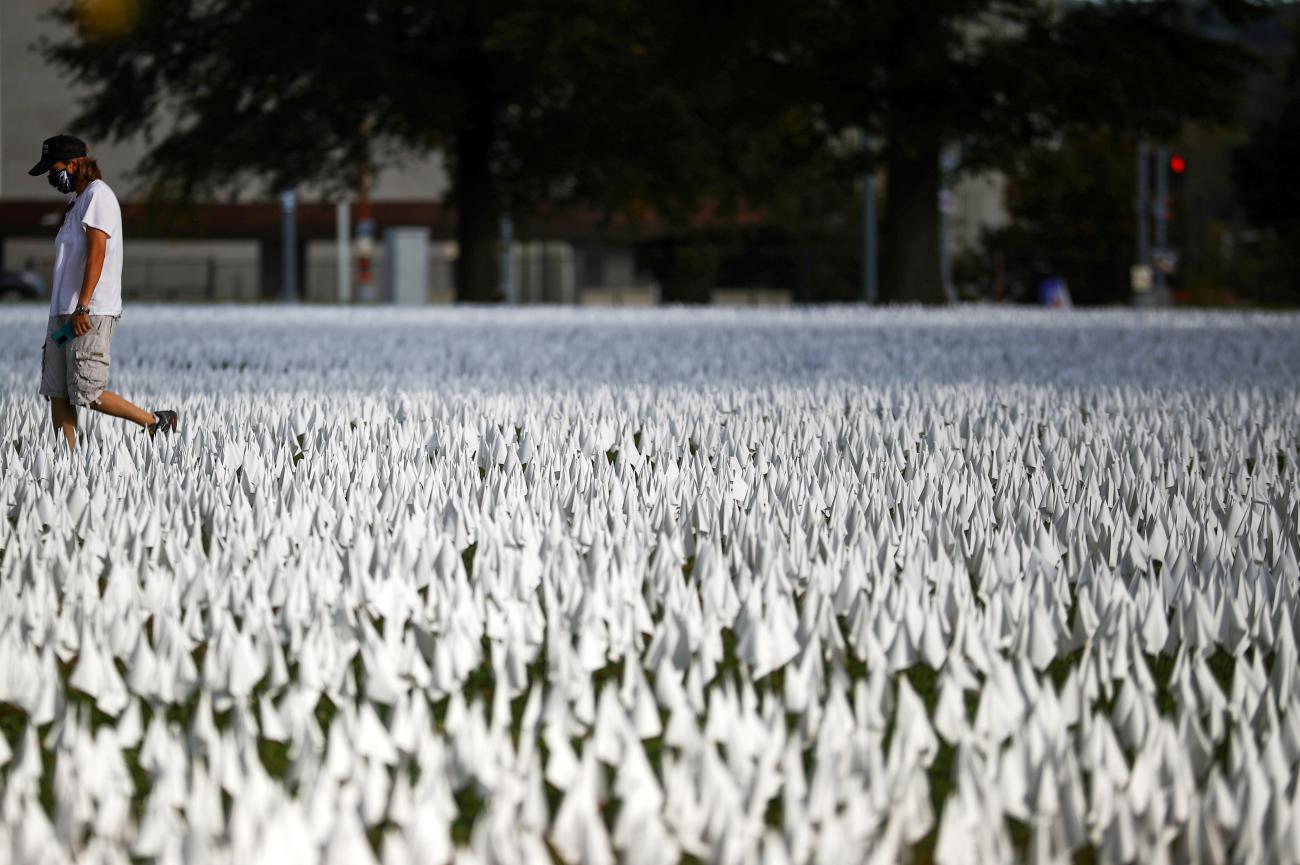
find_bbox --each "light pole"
[861,138,878,304]
[1154,145,1170,305]
[356,168,375,302]
[500,214,515,304]
[336,196,351,303]
[1134,140,1152,305]
[939,143,961,303]
[280,190,297,302]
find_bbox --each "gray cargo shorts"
[40,314,119,407]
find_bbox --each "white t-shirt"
[50,179,124,316]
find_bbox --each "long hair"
[61,156,104,220]
[74,157,103,193]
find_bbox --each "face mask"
[48,168,74,194]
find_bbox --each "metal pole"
[862,164,878,304]
[335,197,351,303]
[280,190,297,302]
[356,168,375,302]
[939,144,960,303]
[939,190,952,302]
[1154,145,1169,305]
[1135,140,1150,305]
[499,213,515,304]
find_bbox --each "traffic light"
[1169,153,1187,175]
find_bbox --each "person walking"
[30,134,177,448]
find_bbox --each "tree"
[45,1,1263,306]
[42,0,767,302]
[987,130,1138,304]
[768,0,1261,304]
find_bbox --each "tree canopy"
[758,0,1261,302]
[1234,19,1300,303]
[43,0,1266,303]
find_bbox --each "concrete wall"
[510,242,574,304]
[303,239,456,305]
[4,236,262,300]
[4,230,648,305]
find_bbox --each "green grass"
[0,702,25,753]
[1147,653,1178,717]
[315,694,338,736]
[462,640,496,704]
[257,737,291,783]
[451,785,485,845]
[122,744,150,822]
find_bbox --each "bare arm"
[72,226,108,336]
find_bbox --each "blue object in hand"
[51,321,76,345]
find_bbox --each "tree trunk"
[454,95,501,303]
[881,132,947,305]
[658,238,717,304]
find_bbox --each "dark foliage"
[41,0,1266,304]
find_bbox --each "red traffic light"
[1169,153,1187,175]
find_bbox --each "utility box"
[385,227,429,304]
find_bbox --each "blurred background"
[0,0,1297,308]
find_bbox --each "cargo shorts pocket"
[70,332,112,407]
[40,332,69,400]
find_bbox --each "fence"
[10,242,822,304]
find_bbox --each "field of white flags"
[1,303,1299,865]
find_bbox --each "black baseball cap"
[28,134,87,176]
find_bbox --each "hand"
[72,311,92,337]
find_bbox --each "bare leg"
[90,391,155,428]
[50,397,77,449]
